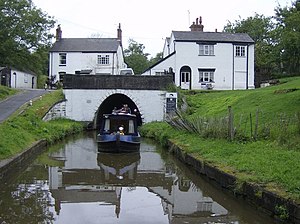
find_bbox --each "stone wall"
[167,140,300,224]
[43,100,67,121]
[0,140,47,181]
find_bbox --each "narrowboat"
[97,113,140,153]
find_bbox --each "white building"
[143,17,255,90]
[49,24,127,82]
[0,66,37,89]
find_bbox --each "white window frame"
[97,55,110,65]
[181,72,190,83]
[155,71,165,76]
[199,44,214,56]
[59,53,67,66]
[198,70,215,83]
[235,46,246,57]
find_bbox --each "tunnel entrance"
[95,93,143,129]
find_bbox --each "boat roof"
[103,113,137,119]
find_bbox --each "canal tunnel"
[95,93,143,129]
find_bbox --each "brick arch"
[93,91,144,129]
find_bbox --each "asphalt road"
[0,89,49,123]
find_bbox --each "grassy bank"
[140,77,300,202]
[0,85,19,101]
[0,90,83,160]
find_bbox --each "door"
[32,77,35,89]
[180,66,192,90]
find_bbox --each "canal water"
[0,132,276,224]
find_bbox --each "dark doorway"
[95,93,142,129]
[32,77,35,89]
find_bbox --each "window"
[198,69,215,83]
[128,120,134,134]
[24,74,28,83]
[59,53,67,66]
[181,72,190,83]
[97,55,110,65]
[235,46,246,57]
[199,44,214,55]
[155,71,165,76]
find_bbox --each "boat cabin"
[100,114,139,136]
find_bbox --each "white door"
[180,72,190,90]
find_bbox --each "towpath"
[0,89,49,123]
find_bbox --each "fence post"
[254,108,259,140]
[250,112,253,139]
[228,106,234,141]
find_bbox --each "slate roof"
[49,38,121,52]
[172,31,254,44]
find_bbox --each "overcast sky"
[33,0,291,58]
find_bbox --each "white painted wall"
[49,46,126,82]
[10,68,37,89]
[63,89,167,123]
[143,35,255,90]
[142,54,176,76]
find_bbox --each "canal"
[0,132,276,224]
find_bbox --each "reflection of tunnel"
[95,93,143,129]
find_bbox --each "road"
[0,89,49,123]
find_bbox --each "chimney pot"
[190,17,204,32]
[117,23,122,46]
[56,24,62,41]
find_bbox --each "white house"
[0,66,37,89]
[49,24,127,83]
[143,17,255,90]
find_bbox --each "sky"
[33,0,291,58]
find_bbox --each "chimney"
[117,23,122,46]
[56,24,62,41]
[189,16,204,32]
[199,16,204,32]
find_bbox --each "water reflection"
[0,133,274,224]
[46,136,231,223]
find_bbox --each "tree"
[223,1,300,77]
[274,0,300,75]
[124,39,150,75]
[149,52,163,67]
[223,14,277,79]
[0,0,55,75]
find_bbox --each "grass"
[0,85,19,101]
[140,76,300,202]
[184,77,300,122]
[0,90,83,160]
[171,77,300,144]
[140,121,300,202]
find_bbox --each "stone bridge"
[44,75,177,129]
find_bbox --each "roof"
[172,31,254,44]
[0,66,36,76]
[49,38,121,52]
[142,51,176,73]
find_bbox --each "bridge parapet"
[62,74,174,90]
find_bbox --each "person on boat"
[112,107,118,114]
[120,104,131,114]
